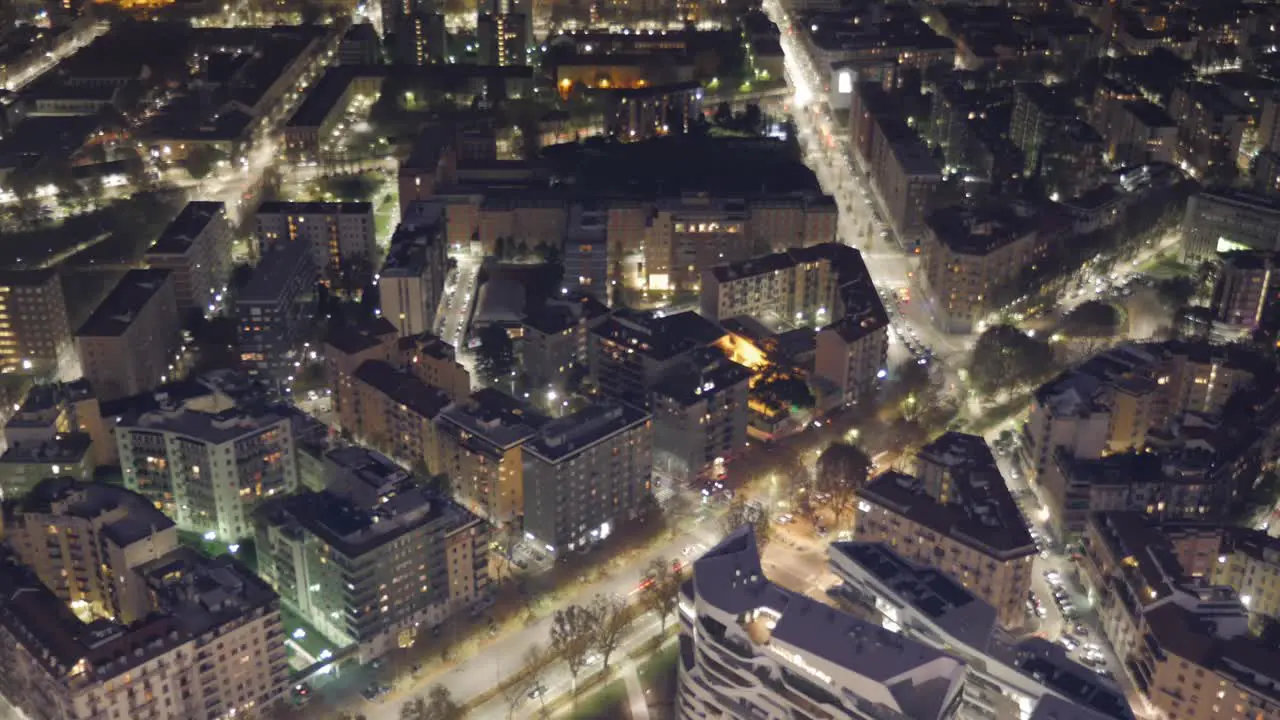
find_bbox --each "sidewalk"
[620,660,650,720]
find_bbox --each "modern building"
[144,201,233,316]
[3,379,111,467]
[564,202,609,300]
[0,269,73,373]
[1182,188,1280,264]
[588,309,727,408]
[476,12,527,67]
[76,269,181,402]
[1209,251,1278,330]
[700,243,875,326]
[7,478,178,624]
[254,201,377,282]
[1081,512,1280,720]
[254,446,488,661]
[436,388,547,527]
[869,116,943,244]
[651,347,750,483]
[348,358,452,473]
[1105,101,1177,167]
[116,403,298,541]
[829,541,1135,720]
[815,315,889,409]
[919,204,1048,334]
[677,526,969,720]
[0,548,289,720]
[1168,83,1250,182]
[0,432,94,498]
[853,433,1036,629]
[236,240,319,382]
[520,293,610,389]
[522,400,651,554]
[379,208,448,338]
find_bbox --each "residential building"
[1010,83,1077,176]
[0,549,289,720]
[1105,101,1176,167]
[326,317,402,426]
[853,433,1036,629]
[919,204,1049,334]
[677,526,969,720]
[1182,188,1280,264]
[144,201,233,315]
[397,332,472,402]
[379,208,448,338]
[588,310,727,408]
[254,201,377,281]
[1081,512,1280,720]
[348,359,451,473]
[869,116,942,244]
[520,293,610,388]
[0,270,73,374]
[601,82,704,141]
[829,541,1135,720]
[1194,527,1280,633]
[3,379,111,467]
[116,403,298,541]
[564,203,609,300]
[1210,251,1278,330]
[236,240,318,382]
[0,433,94,499]
[436,388,547,526]
[1168,83,1251,182]
[254,446,488,661]
[76,269,181,402]
[393,12,447,65]
[515,400,651,554]
[477,12,527,67]
[815,315,889,408]
[650,347,750,483]
[7,478,178,624]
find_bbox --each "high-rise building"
[854,433,1036,629]
[7,478,179,624]
[379,208,448,338]
[650,347,750,483]
[254,201,377,282]
[0,269,73,373]
[1182,188,1280,264]
[678,526,969,720]
[477,12,528,67]
[436,389,545,526]
[255,446,488,661]
[393,12,447,65]
[144,201,233,316]
[588,310,727,408]
[0,548,289,720]
[520,293,610,388]
[116,403,298,541]
[522,400,651,554]
[237,240,319,382]
[76,269,181,402]
[348,359,452,473]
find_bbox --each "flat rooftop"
[237,240,313,304]
[256,200,374,216]
[523,401,650,464]
[146,201,226,257]
[17,477,175,548]
[437,388,548,454]
[117,403,291,445]
[77,269,172,338]
[591,309,726,362]
[353,360,452,420]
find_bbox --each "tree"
[816,442,872,529]
[549,604,597,694]
[183,146,224,180]
[590,593,632,670]
[640,557,684,633]
[425,685,462,720]
[503,644,550,719]
[1155,276,1197,309]
[968,324,1054,396]
[721,497,772,550]
[713,101,733,126]
[475,324,516,385]
[893,361,938,422]
[1062,300,1121,337]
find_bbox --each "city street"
[434,253,481,374]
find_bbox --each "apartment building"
[0,433,95,498]
[326,318,402,423]
[397,332,472,402]
[436,388,547,526]
[701,243,878,325]
[829,542,1135,720]
[853,433,1036,629]
[477,12,527,66]
[678,526,969,720]
[869,116,942,244]
[1202,528,1280,634]
[0,270,72,373]
[1022,342,1260,486]
[348,359,452,474]
[254,201,377,280]
[1182,188,1280,264]
[642,195,753,294]
[919,204,1048,334]
[520,293,610,388]
[565,203,610,300]
[144,201,233,315]
[4,379,111,467]
[1210,251,1278,330]
[76,269,181,402]
[380,208,448,338]
[1105,101,1177,167]
[651,347,750,483]
[116,403,298,541]
[588,309,727,408]
[1168,82,1250,182]
[7,478,178,624]
[521,400,651,554]
[1081,512,1280,720]
[255,447,488,661]
[236,240,318,381]
[0,548,289,720]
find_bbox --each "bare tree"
[816,442,872,529]
[721,497,772,550]
[640,557,684,634]
[550,603,597,693]
[503,644,550,718]
[400,697,428,720]
[425,684,463,720]
[591,593,633,670]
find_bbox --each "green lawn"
[565,677,629,720]
[637,641,679,720]
[279,605,336,661]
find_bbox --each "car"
[1036,606,1048,618]
[528,683,546,700]
[1044,571,1061,584]
[361,683,388,702]
[776,513,794,525]
[1074,623,1089,637]
[370,657,385,669]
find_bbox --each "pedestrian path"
[621,660,650,720]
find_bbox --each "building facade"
[254,201,377,282]
[236,240,319,382]
[0,270,73,374]
[76,269,181,402]
[144,201,233,316]
[379,209,449,338]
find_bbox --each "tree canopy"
[968,324,1055,395]
[1061,300,1121,338]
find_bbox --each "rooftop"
[138,548,278,638]
[146,202,226,257]
[591,309,726,362]
[76,270,173,338]
[437,388,548,455]
[652,347,753,406]
[325,317,399,356]
[523,401,650,464]
[353,360,452,420]
[237,239,314,304]
[927,204,1039,256]
[256,200,374,216]
[17,477,175,548]
[0,432,93,466]
[116,403,292,445]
